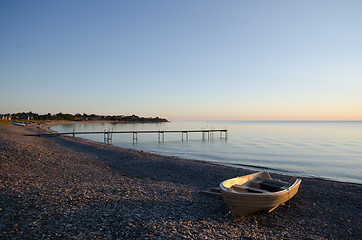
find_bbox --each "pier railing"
[27,129,228,143]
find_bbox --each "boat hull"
[12,121,26,127]
[219,172,301,216]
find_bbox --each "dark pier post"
[158,131,165,142]
[182,131,189,141]
[104,129,112,144]
[220,130,228,139]
[133,132,138,143]
[202,131,211,141]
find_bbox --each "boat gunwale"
[219,173,301,196]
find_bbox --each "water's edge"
[50,121,362,185]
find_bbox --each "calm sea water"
[51,121,362,184]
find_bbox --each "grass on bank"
[0,120,12,126]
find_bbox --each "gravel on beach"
[0,122,361,239]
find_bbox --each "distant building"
[18,115,33,120]
[0,114,11,120]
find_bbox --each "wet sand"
[0,122,361,239]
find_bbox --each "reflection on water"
[51,121,362,184]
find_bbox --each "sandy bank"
[0,122,361,239]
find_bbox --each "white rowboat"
[12,121,26,127]
[219,172,301,216]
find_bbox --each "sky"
[1,0,361,121]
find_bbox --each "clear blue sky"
[1,0,361,120]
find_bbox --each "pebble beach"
[0,122,361,239]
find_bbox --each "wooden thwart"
[231,184,268,193]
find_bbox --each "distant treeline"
[8,112,168,122]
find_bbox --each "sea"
[50,121,362,185]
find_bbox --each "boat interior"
[231,177,295,193]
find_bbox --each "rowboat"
[12,121,27,127]
[219,172,301,216]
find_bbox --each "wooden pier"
[27,129,228,143]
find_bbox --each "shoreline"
[47,120,361,186]
[1,122,361,239]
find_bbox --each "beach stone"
[0,123,361,239]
